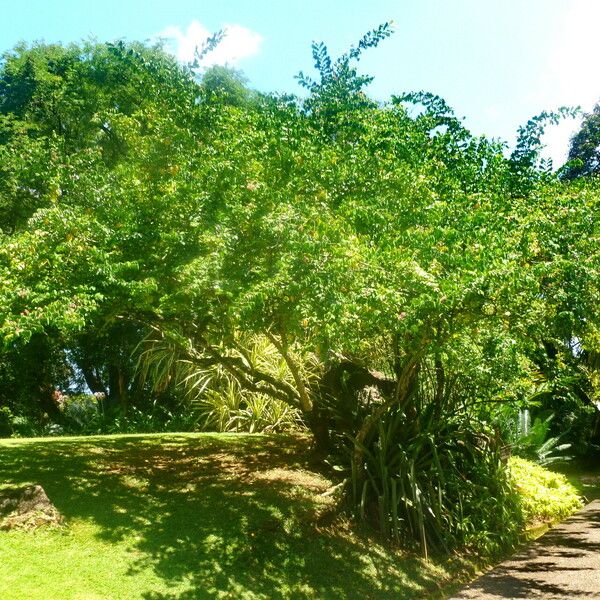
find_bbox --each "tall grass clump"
[349,400,523,558]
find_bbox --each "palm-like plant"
[509,409,572,466]
[135,329,313,433]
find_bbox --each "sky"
[2,0,600,166]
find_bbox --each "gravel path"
[450,500,600,599]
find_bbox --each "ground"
[0,433,462,600]
[450,500,600,599]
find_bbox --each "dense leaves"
[566,102,600,178]
[0,27,599,552]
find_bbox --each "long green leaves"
[350,399,522,556]
[135,331,306,433]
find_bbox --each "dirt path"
[450,500,600,599]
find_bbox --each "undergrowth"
[509,456,583,527]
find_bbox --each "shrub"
[509,456,583,526]
[0,406,13,437]
[104,404,202,434]
[505,409,572,466]
[196,382,302,433]
[61,394,102,433]
[9,414,44,437]
[349,402,523,557]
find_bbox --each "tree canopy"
[0,28,599,553]
[566,102,600,178]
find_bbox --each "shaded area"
[451,500,600,599]
[0,434,447,599]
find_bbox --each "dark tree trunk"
[306,406,331,457]
[79,361,107,396]
[310,360,397,457]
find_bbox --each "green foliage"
[199,65,258,107]
[99,404,199,434]
[0,27,598,557]
[566,102,600,178]
[509,456,582,526]
[349,400,522,557]
[508,408,571,466]
[198,383,301,433]
[511,108,579,171]
[506,409,572,466]
[52,392,107,434]
[297,22,393,119]
[136,331,306,433]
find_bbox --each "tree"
[566,103,600,178]
[199,65,257,107]
[0,39,204,414]
[0,27,599,553]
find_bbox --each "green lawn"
[0,433,460,599]
[556,460,600,503]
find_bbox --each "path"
[450,500,600,599]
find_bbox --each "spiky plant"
[135,330,311,433]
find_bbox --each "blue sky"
[3,0,600,165]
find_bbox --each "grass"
[0,433,462,600]
[0,434,588,599]
[553,458,600,503]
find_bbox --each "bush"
[349,402,523,557]
[61,393,103,433]
[0,406,13,437]
[504,409,572,466]
[509,456,583,526]
[41,390,203,436]
[196,382,302,433]
[9,414,44,437]
[104,404,201,434]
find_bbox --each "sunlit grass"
[0,433,460,599]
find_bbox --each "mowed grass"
[0,433,458,600]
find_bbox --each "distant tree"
[566,103,600,178]
[199,65,257,107]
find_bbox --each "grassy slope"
[555,461,600,503]
[0,433,456,600]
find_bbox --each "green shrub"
[196,382,302,433]
[61,394,102,433]
[509,456,583,527]
[350,403,523,557]
[9,414,44,437]
[104,404,201,434]
[505,409,572,466]
[137,332,306,435]
[0,406,13,438]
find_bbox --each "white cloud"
[157,20,262,68]
[541,115,583,167]
[534,1,600,166]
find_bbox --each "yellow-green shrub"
[509,456,583,527]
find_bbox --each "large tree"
[0,27,599,552]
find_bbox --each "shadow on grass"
[0,434,442,599]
